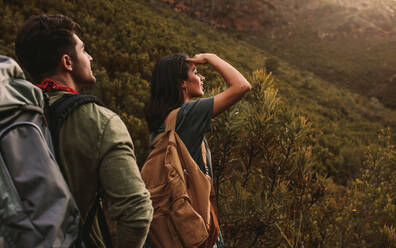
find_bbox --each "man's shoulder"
[78,102,116,121]
[49,93,122,136]
[49,92,117,122]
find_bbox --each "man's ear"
[60,54,73,72]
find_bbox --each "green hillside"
[242,20,396,110]
[152,0,396,108]
[1,0,395,246]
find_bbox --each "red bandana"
[35,78,79,94]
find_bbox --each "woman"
[145,53,251,247]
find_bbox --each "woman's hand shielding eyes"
[185,53,216,65]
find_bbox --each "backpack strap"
[45,94,104,164]
[165,108,180,132]
[201,141,209,175]
[149,108,180,149]
[80,190,113,248]
[45,94,113,248]
[201,142,220,248]
[164,108,210,175]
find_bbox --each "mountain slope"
[153,0,396,109]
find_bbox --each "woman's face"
[182,64,205,102]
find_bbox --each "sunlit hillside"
[154,0,396,34]
[0,0,395,246]
[154,0,396,109]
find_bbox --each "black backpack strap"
[97,188,114,248]
[45,94,104,164]
[80,188,113,248]
[45,94,113,248]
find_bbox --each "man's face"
[71,34,96,88]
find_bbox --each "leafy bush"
[210,71,327,247]
[211,70,396,248]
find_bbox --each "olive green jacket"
[48,91,153,248]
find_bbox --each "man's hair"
[15,14,80,81]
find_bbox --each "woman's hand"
[185,53,216,65]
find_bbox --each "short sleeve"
[176,97,213,143]
[174,97,213,168]
[177,97,213,130]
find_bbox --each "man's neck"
[48,74,79,91]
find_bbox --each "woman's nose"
[199,74,205,81]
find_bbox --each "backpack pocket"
[169,195,209,248]
[148,171,209,248]
[149,213,183,248]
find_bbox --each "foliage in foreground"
[211,71,396,247]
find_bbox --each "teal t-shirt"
[150,97,214,177]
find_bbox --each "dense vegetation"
[1,0,395,246]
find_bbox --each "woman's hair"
[145,54,190,132]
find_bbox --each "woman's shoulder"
[175,97,214,132]
[178,97,214,117]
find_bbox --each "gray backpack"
[0,55,80,248]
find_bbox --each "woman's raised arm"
[186,53,251,116]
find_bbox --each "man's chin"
[79,77,96,90]
[87,74,96,84]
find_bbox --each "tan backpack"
[141,108,219,248]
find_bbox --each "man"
[15,15,153,248]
